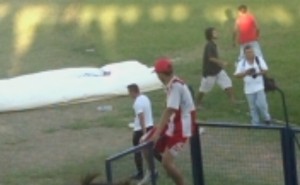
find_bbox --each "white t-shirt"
[234,56,268,94]
[133,94,154,131]
[165,76,196,137]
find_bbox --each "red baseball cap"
[154,57,173,73]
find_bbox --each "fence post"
[147,142,157,185]
[281,127,298,185]
[190,125,205,185]
[105,160,113,183]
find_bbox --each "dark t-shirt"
[202,40,222,77]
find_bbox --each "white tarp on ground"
[0,61,163,112]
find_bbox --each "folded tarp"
[0,61,163,112]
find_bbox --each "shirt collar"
[166,76,177,89]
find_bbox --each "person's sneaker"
[130,172,143,180]
[137,170,158,185]
[264,120,272,126]
[199,127,205,135]
[137,171,150,185]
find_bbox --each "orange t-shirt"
[235,13,258,44]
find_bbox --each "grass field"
[0,0,300,184]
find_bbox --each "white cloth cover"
[0,61,163,112]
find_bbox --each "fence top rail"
[106,141,153,162]
[293,128,300,133]
[196,121,286,130]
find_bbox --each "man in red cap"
[140,57,196,185]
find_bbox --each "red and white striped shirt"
[165,76,196,138]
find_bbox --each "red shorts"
[142,128,188,156]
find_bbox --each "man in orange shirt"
[233,5,264,61]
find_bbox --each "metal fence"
[105,141,157,185]
[191,122,299,185]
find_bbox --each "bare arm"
[156,108,176,132]
[233,24,239,47]
[256,28,260,39]
[209,57,228,67]
[235,68,254,78]
[257,69,267,75]
[253,16,260,39]
[235,71,248,78]
[137,113,146,134]
[149,108,176,142]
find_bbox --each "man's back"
[133,94,153,131]
[202,41,222,77]
[236,13,258,44]
[166,76,196,138]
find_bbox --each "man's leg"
[133,131,144,179]
[250,41,264,59]
[255,90,271,123]
[224,87,236,104]
[246,93,260,125]
[238,44,245,61]
[162,149,185,185]
[196,76,215,108]
[217,70,236,105]
[195,91,205,108]
[145,127,162,163]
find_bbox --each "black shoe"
[131,172,144,180]
[153,170,159,180]
[264,120,271,125]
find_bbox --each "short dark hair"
[160,69,173,76]
[205,27,215,41]
[243,44,252,52]
[127,83,140,93]
[238,5,247,13]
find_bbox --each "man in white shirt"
[234,45,271,125]
[127,83,160,180]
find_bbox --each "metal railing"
[105,141,157,185]
[190,121,299,185]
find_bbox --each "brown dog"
[81,174,130,185]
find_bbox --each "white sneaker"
[199,127,205,135]
[137,170,150,185]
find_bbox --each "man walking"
[233,4,263,60]
[234,45,271,125]
[127,84,158,180]
[196,27,236,109]
[140,57,196,185]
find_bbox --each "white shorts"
[199,70,232,93]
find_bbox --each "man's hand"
[220,61,229,68]
[148,127,161,143]
[245,68,256,75]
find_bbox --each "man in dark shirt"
[196,27,236,109]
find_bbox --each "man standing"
[196,27,235,109]
[234,45,271,125]
[127,83,156,180]
[141,57,196,185]
[233,4,263,60]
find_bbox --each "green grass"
[1,0,300,184]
